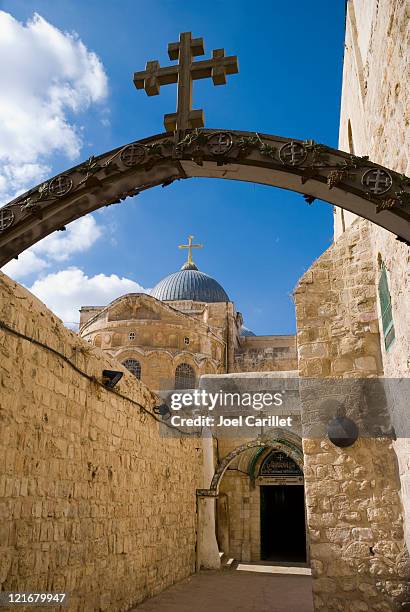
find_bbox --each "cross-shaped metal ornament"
[362,168,393,195]
[178,235,203,265]
[134,32,238,133]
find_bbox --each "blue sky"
[0,1,346,333]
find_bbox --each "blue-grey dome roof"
[151,263,229,303]
[240,325,256,337]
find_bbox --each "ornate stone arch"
[247,444,303,483]
[145,348,174,361]
[198,430,303,497]
[202,360,219,375]
[114,347,146,360]
[173,352,199,368]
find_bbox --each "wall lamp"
[102,369,123,389]
[153,403,171,419]
[327,415,359,448]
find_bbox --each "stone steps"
[219,551,237,570]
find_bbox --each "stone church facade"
[79,256,298,390]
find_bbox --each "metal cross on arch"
[134,32,238,132]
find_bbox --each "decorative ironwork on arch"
[0,129,409,267]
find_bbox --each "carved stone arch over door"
[198,432,303,497]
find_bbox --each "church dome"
[151,262,230,303]
[240,325,256,337]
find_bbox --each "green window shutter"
[378,264,395,350]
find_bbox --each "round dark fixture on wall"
[327,416,359,448]
[153,403,171,419]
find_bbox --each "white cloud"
[1,216,103,278]
[2,250,50,279]
[31,215,103,262]
[0,12,139,329]
[0,10,108,204]
[29,268,149,325]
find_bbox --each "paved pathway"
[132,568,314,612]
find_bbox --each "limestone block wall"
[233,335,298,373]
[337,0,410,551]
[358,0,410,554]
[296,219,383,379]
[338,0,410,378]
[217,471,260,563]
[294,219,410,610]
[0,272,203,611]
[335,0,409,237]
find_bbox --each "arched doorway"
[207,435,308,565]
[258,450,306,563]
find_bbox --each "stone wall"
[296,218,382,379]
[294,218,410,610]
[217,470,260,562]
[233,335,298,373]
[336,0,410,552]
[336,0,409,239]
[337,0,410,377]
[0,271,203,611]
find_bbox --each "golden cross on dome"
[134,32,238,132]
[179,235,203,265]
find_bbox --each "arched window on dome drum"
[123,358,141,380]
[175,363,196,389]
